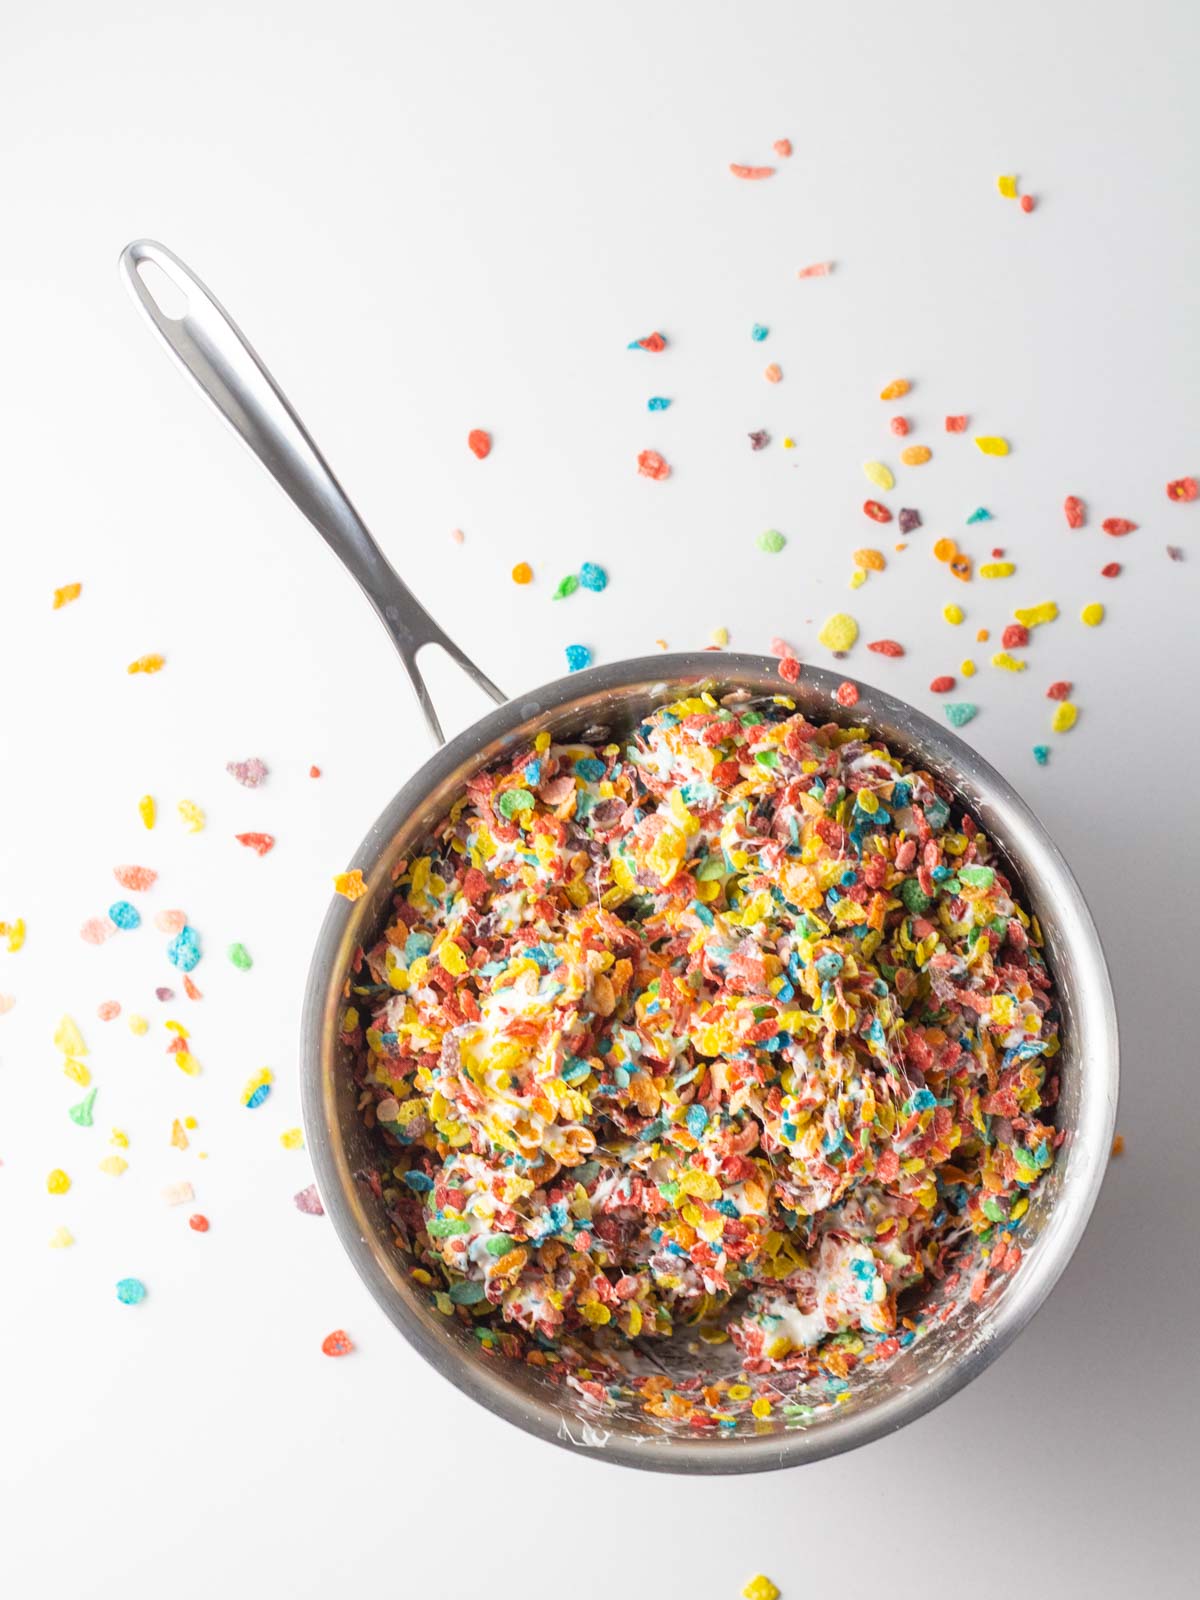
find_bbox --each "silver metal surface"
[123,243,1119,1474]
[118,239,504,745]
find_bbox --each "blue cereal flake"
[1033,744,1051,766]
[245,1083,271,1109]
[751,323,769,341]
[686,1104,709,1139]
[574,757,605,782]
[565,644,592,673]
[579,562,608,592]
[166,925,201,971]
[108,900,141,931]
[401,1170,434,1194]
[647,396,671,411]
[945,702,978,728]
[116,1277,146,1305]
[966,507,993,524]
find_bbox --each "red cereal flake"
[945,415,969,433]
[81,917,114,946]
[235,832,276,857]
[890,416,910,437]
[637,450,671,481]
[835,682,859,707]
[1019,194,1035,213]
[1046,681,1073,701]
[1167,477,1198,501]
[777,655,801,684]
[796,261,833,278]
[97,1000,121,1021]
[113,864,158,891]
[1100,561,1121,578]
[1102,517,1137,536]
[631,331,666,352]
[991,547,1005,559]
[189,1214,210,1233]
[467,429,492,460]
[1064,496,1086,528]
[867,639,904,657]
[863,500,892,523]
[183,974,203,1001]
[729,163,775,180]
[1001,623,1029,649]
[769,636,798,659]
[929,676,956,694]
[773,138,792,158]
[322,1330,354,1357]
[309,765,322,778]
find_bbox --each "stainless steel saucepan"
[120,239,1119,1473]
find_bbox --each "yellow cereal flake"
[879,379,910,400]
[817,613,859,652]
[1014,601,1058,628]
[138,794,156,829]
[49,1226,75,1248]
[280,1127,304,1150]
[177,798,205,833]
[863,460,895,491]
[710,626,729,647]
[1052,701,1078,733]
[46,1168,71,1195]
[900,444,931,466]
[979,561,1015,579]
[53,582,82,609]
[961,659,977,677]
[127,653,166,674]
[997,174,1019,198]
[751,1396,773,1419]
[974,436,1010,457]
[943,603,965,625]
[170,1118,189,1149]
[110,1128,130,1148]
[174,1050,201,1076]
[54,1014,87,1056]
[2,917,26,952]
[991,651,1027,672]
[743,1575,781,1600]
[849,568,866,589]
[1081,602,1105,627]
[128,1013,149,1036]
[853,548,886,572]
[99,1155,129,1177]
[333,869,368,901]
[63,1058,90,1087]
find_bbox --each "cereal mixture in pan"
[343,690,1060,1404]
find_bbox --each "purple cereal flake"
[226,757,269,788]
[1167,545,1185,562]
[898,508,921,534]
[748,430,770,452]
[155,986,175,1002]
[294,1184,325,1215]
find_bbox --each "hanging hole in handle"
[135,258,189,321]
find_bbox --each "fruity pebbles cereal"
[343,690,1060,1412]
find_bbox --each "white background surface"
[2,2,1198,1595]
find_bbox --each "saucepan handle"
[118,238,505,747]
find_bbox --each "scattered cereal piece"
[778,656,800,684]
[226,757,268,788]
[997,174,1018,198]
[853,548,886,571]
[3,917,26,953]
[992,651,1026,673]
[1051,702,1078,733]
[167,926,201,971]
[228,942,253,971]
[1081,602,1105,626]
[81,917,114,946]
[53,582,82,608]
[154,988,174,1002]
[309,765,322,778]
[183,976,202,1002]
[1102,517,1137,537]
[897,508,921,534]
[189,1214,210,1232]
[128,1015,148,1036]
[835,681,859,707]
[49,1227,74,1249]
[945,702,978,728]
[235,832,276,856]
[1014,601,1059,627]
[773,139,792,158]
[108,901,141,931]
[467,429,491,459]
[863,462,895,492]
[879,380,910,401]
[579,562,607,592]
[849,569,866,590]
[748,430,769,451]
[757,529,787,554]
[1046,681,1072,701]
[782,437,794,448]
[127,653,166,675]
[565,644,592,672]
[945,416,968,433]
[1167,477,1197,502]
[63,1060,90,1087]
[113,864,157,892]
[170,1119,189,1149]
[729,164,775,180]
[1001,623,1030,650]
[818,613,858,652]
[294,1185,325,1215]
[68,1088,97,1127]
[163,1181,194,1206]
[966,508,993,524]
[116,1277,146,1305]
[100,1155,129,1177]
[742,1577,780,1600]
[54,1015,87,1057]
[1111,1134,1126,1157]
[711,626,729,647]
[751,324,769,341]
[900,445,931,466]
[929,676,955,693]
[97,1000,120,1020]
[280,1128,304,1150]
[1101,562,1121,578]
[242,1068,273,1108]
[890,416,910,437]
[932,537,958,562]
[976,628,990,642]
[975,436,1009,456]
[1167,545,1185,561]
[1033,745,1051,766]
[177,799,205,833]
[156,909,187,936]
[979,561,1015,579]
[1020,194,1036,213]
[333,869,368,901]
[138,794,156,830]
[511,562,533,585]
[47,1168,71,1195]
[867,639,904,657]
[796,261,833,278]
[764,363,782,383]
[961,660,977,678]
[637,449,670,481]
[1064,496,1086,528]
[862,500,892,524]
[450,527,465,543]
[647,396,671,410]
